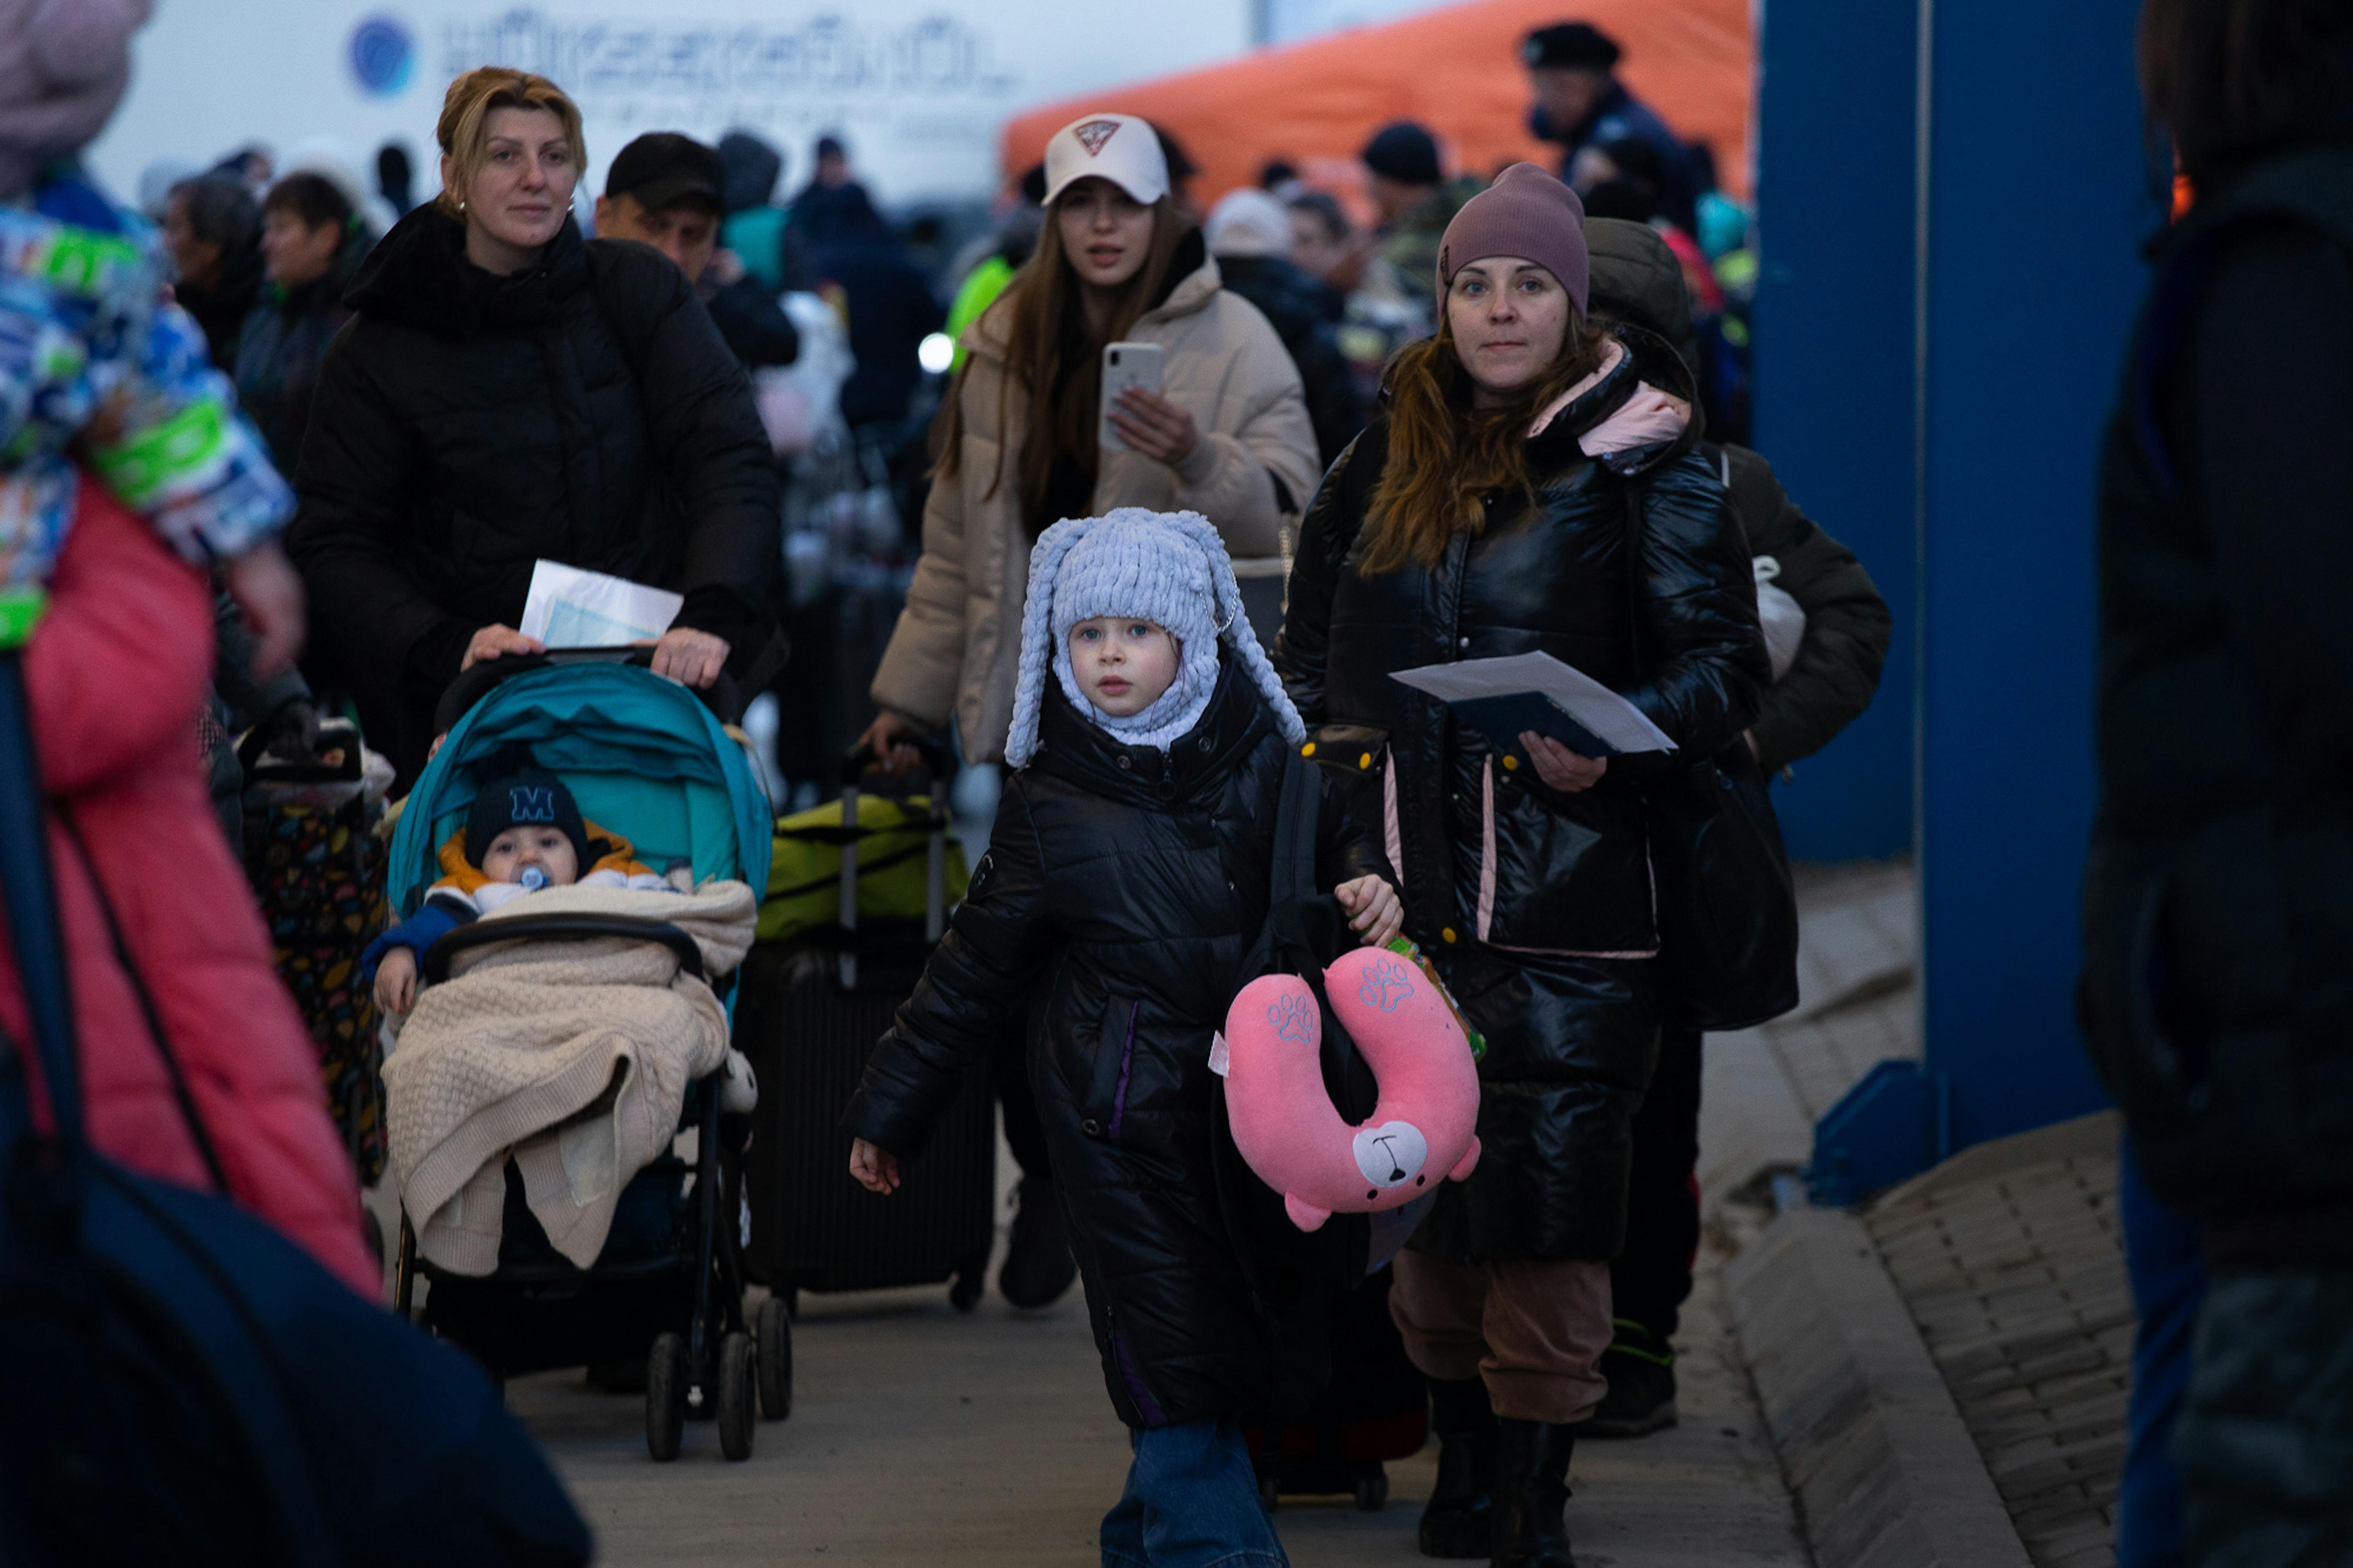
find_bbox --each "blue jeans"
[1099,1417,1288,1568]
[2119,1139,2204,1568]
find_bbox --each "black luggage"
[1246,1264,1429,1511]
[742,743,995,1310]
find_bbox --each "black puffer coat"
[2082,147,2353,1267]
[1276,328,1766,1261]
[844,663,1387,1429]
[285,206,778,779]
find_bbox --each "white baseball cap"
[1205,188,1293,260]
[1041,113,1168,208]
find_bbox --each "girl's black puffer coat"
[844,662,1388,1429]
[285,206,778,779]
[1275,326,1767,1261]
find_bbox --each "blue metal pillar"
[1748,0,1920,863]
[1800,0,2160,1203]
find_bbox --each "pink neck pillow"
[1224,945,1481,1233]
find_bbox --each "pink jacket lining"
[1526,339,1692,458]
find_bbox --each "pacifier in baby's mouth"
[518,865,549,891]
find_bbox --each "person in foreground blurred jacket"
[0,0,374,1299]
[2083,2,2353,1563]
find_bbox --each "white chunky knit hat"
[1003,508,1304,769]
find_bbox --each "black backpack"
[1618,482,1802,1031]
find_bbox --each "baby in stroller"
[364,747,684,1017]
[382,657,786,1460]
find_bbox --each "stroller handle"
[433,647,747,738]
[421,913,706,985]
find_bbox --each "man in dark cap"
[597,130,797,372]
[1359,120,1483,316]
[1523,20,1701,232]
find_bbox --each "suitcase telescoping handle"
[836,735,953,989]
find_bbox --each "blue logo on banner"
[348,14,415,97]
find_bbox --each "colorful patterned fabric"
[1,170,290,593]
[243,790,391,1184]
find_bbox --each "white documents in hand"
[518,560,683,649]
[1390,651,1676,758]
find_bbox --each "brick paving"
[1861,1117,2129,1568]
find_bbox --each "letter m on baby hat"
[509,785,555,823]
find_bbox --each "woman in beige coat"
[861,113,1318,770]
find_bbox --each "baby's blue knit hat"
[1003,508,1304,768]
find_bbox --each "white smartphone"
[1098,340,1166,453]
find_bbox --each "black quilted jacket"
[1275,327,1767,1259]
[844,663,1387,1427]
[286,206,778,779]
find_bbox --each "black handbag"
[1620,485,1800,1031]
[0,652,593,1568]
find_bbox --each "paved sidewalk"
[475,864,1935,1563]
[511,1176,1806,1565]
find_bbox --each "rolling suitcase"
[1248,1263,1429,1511]
[742,741,996,1310]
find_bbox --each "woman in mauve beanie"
[1435,160,1591,312]
[1272,131,1764,1568]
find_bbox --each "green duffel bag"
[758,791,970,943]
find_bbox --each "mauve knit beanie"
[1435,162,1591,315]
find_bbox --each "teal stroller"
[386,655,786,1462]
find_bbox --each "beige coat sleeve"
[869,436,980,730]
[1170,305,1320,558]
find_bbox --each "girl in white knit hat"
[846,507,1400,1566]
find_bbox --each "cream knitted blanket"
[385,881,756,1275]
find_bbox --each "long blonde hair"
[931,193,1195,532]
[433,67,585,219]
[1356,312,1611,576]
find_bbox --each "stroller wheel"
[1354,1467,1390,1510]
[756,1295,793,1420]
[717,1332,757,1461]
[1258,1469,1280,1512]
[646,1331,689,1462]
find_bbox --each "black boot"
[1419,1377,1497,1558]
[1577,1322,1678,1439]
[996,1177,1077,1308]
[1490,1419,1575,1567]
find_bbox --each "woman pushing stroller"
[845,508,1399,1566]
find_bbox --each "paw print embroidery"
[1357,955,1417,1014]
[1267,992,1315,1047]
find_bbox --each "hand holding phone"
[1099,341,1166,455]
[1101,342,1200,466]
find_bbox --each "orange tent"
[1002,0,1751,220]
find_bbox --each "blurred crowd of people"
[114,16,1757,818]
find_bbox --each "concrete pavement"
[512,1235,1805,1566]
